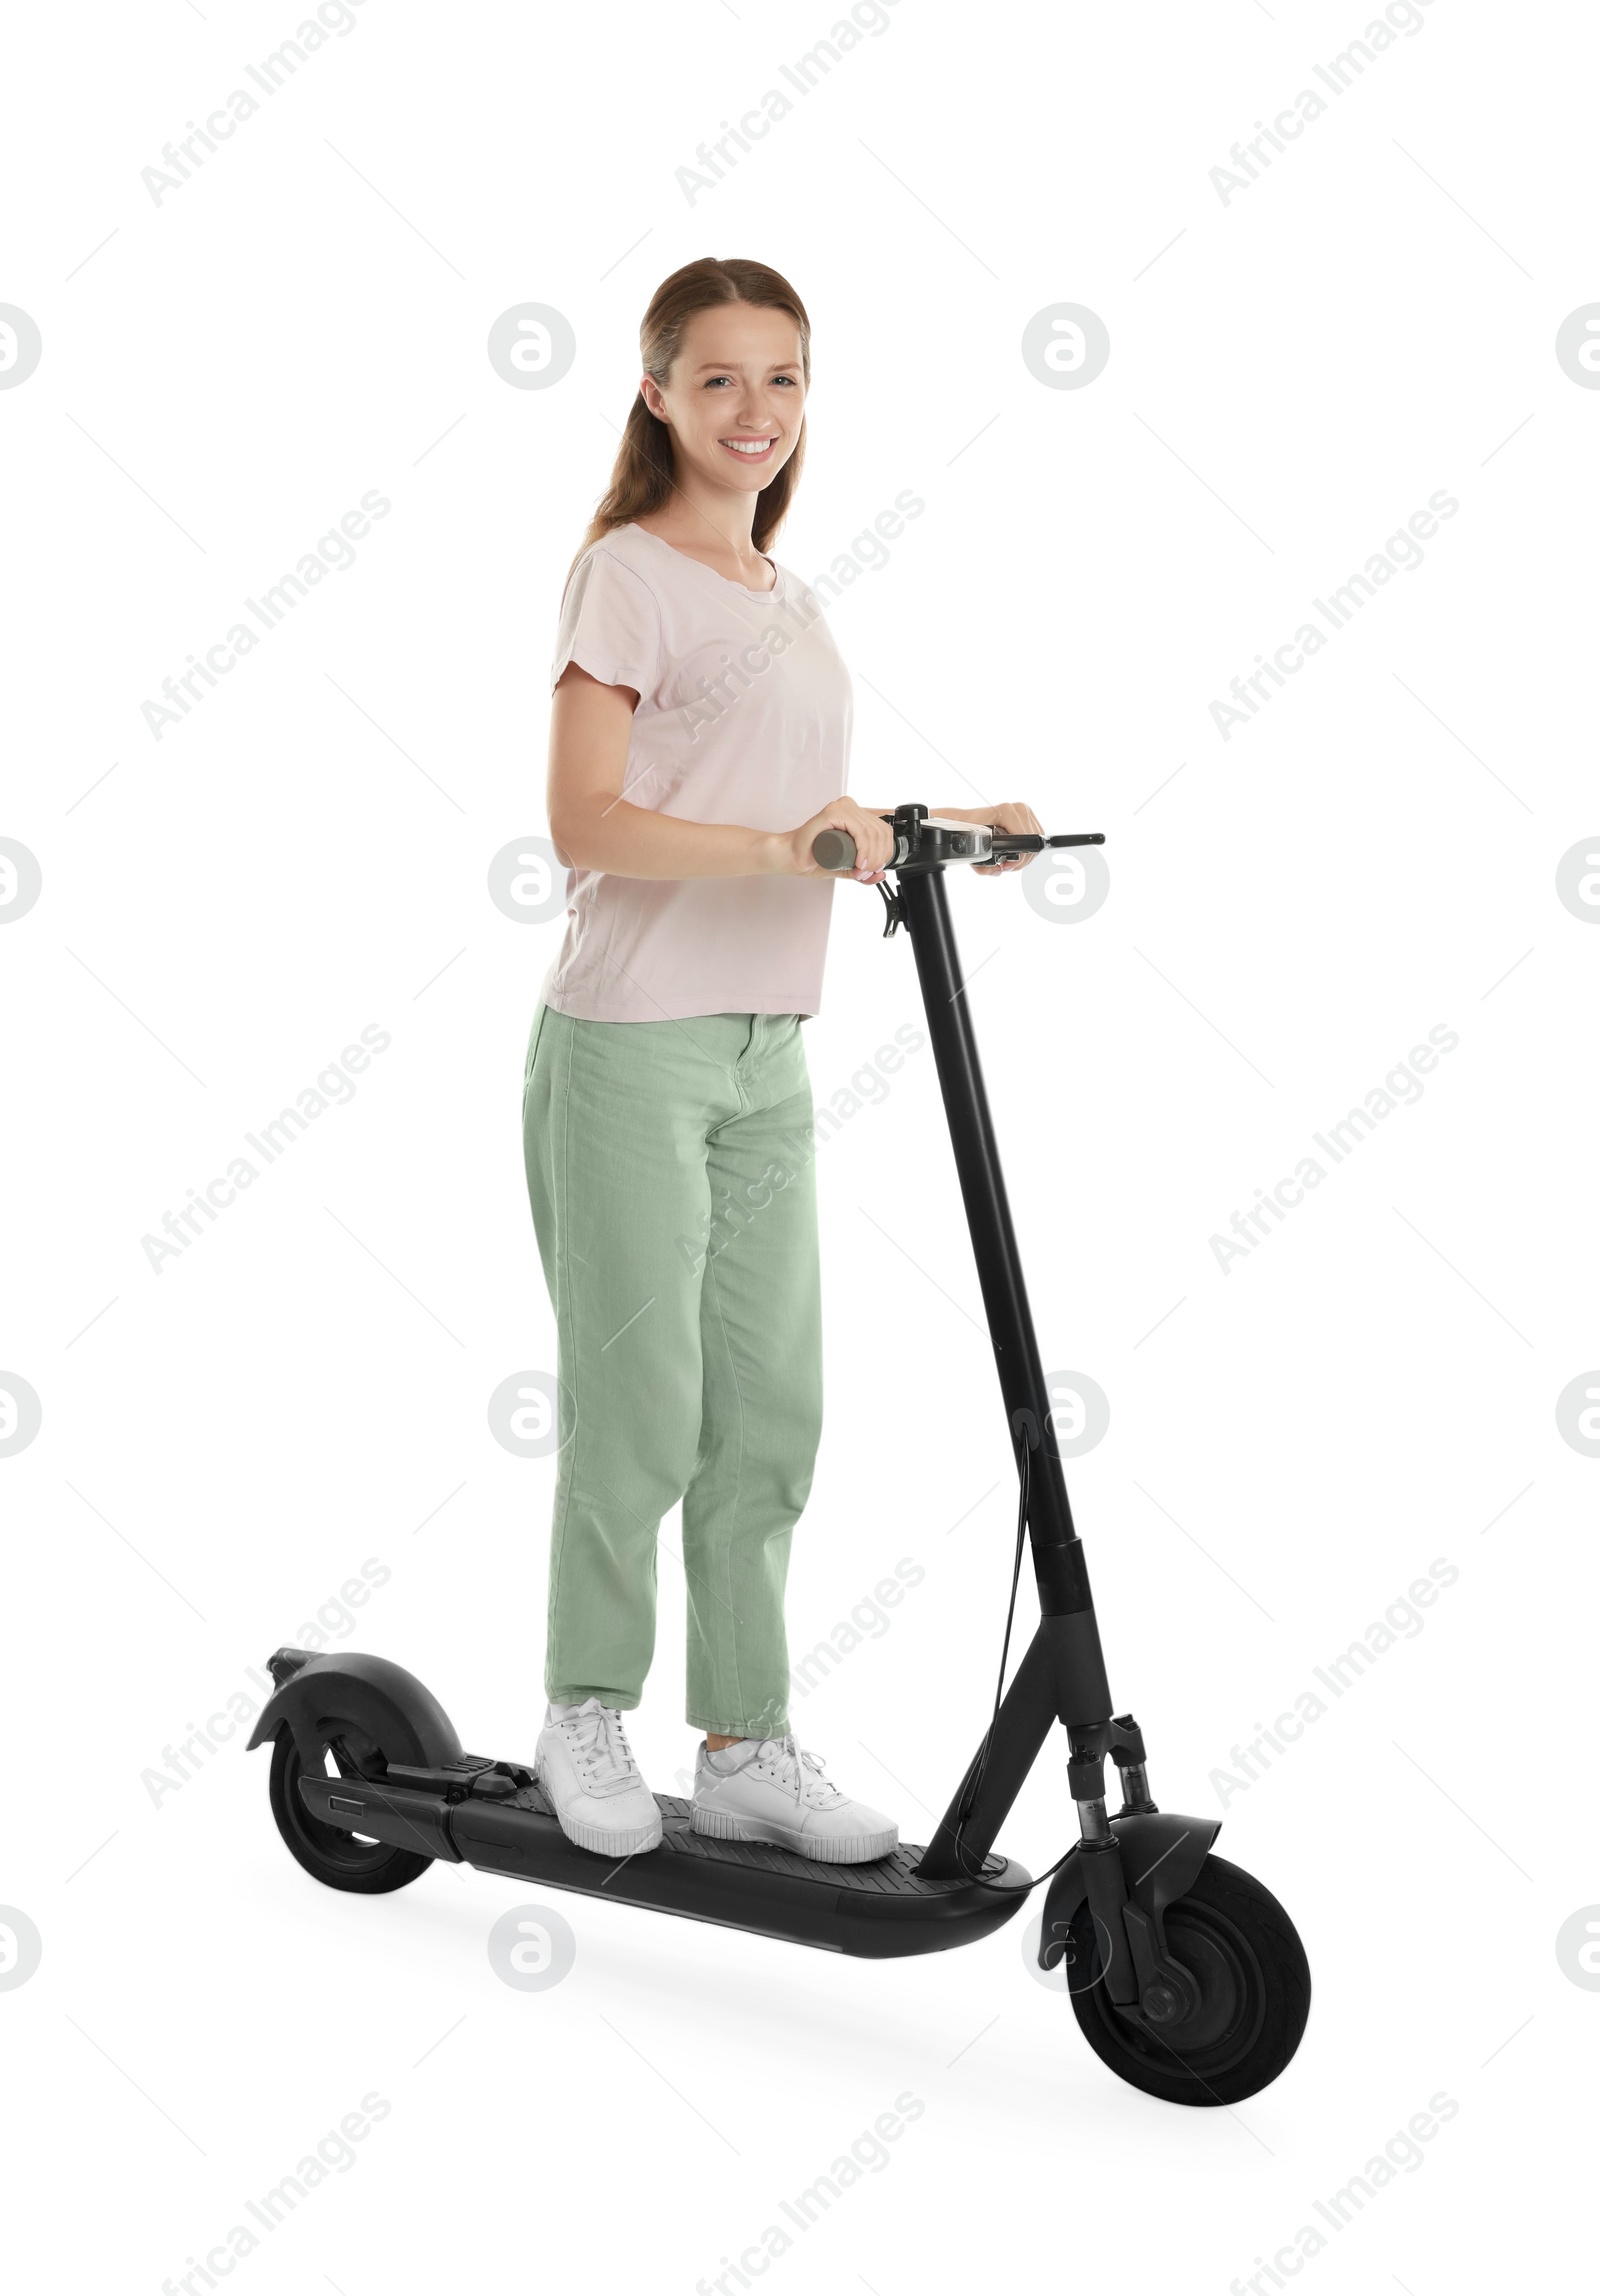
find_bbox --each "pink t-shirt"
[537,520,854,1023]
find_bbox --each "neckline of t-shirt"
[622,521,782,599]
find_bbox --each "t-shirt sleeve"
[551,544,662,702]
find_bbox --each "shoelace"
[748,1732,844,1812]
[559,1702,641,1798]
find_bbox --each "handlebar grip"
[812,829,856,871]
[813,822,1105,874]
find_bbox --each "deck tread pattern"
[488,1782,1007,1893]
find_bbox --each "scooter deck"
[299,1762,1031,1960]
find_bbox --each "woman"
[523,255,1040,1863]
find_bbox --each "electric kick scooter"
[251,803,1312,2106]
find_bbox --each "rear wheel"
[268,1718,433,1895]
[1065,1854,1310,2105]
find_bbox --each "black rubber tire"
[1065,1853,1310,2105]
[268,1720,433,1895]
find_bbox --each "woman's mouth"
[718,435,778,463]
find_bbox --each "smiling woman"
[517,256,1038,1870]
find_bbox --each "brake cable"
[947,1425,1083,1897]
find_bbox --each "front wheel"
[268,1719,434,1895]
[1065,1854,1310,2105]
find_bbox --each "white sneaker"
[692,1731,898,1864]
[535,1699,662,1856]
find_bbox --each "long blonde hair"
[571,256,811,579]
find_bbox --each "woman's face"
[642,302,806,497]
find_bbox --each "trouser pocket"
[523,1000,551,1096]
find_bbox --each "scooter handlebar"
[812,820,1105,872]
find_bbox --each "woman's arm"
[547,663,895,881]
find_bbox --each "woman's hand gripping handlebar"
[811,814,1106,876]
[778,799,899,885]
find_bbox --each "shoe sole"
[554,1812,663,1855]
[535,1760,662,1857]
[690,1803,898,1864]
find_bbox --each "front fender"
[1037,1809,1222,1974]
[245,1647,464,1772]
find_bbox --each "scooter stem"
[893,859,1099,1623]
[887,839,1117,1878]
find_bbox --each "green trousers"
[521,1002,823,1737]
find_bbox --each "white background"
[2,1,1593,2289]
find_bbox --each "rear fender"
[245,1648,464,1774]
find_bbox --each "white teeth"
[721,438,774,454]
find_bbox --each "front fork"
[913,1608,1220,2028]
[1053,1715,1219,2025]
